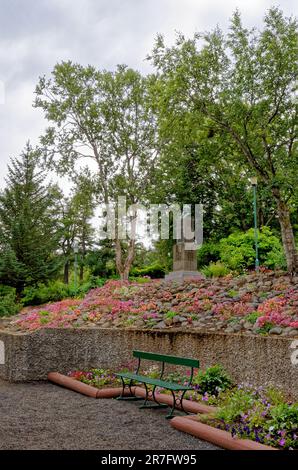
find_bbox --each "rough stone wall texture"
[0,328,297,398]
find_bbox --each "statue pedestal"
[165,270,204,281]
[165,243,204,282]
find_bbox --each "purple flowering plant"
[212,384,298,449]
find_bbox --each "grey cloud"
[0,0,297,187]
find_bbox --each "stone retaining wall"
[0,328,297,398]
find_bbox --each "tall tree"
[55,176,95,284]
[71,174,95,281]
[0,143,60,293]
[150,7,298,272]
[35,63,159,279]
[55,194,77,285]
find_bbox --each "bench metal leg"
[116,377,143,401]
[166,390,188,419]
[139,383,168,409]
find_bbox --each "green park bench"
[115,350,199,419]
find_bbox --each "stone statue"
[165,213,203,281]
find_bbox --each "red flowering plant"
[68,368,121,388]
[257,290,298,329]
[212,301,255,320]
[5,273,298,334]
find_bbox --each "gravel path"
[0,380,220,450]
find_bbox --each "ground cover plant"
[2,271,298,336]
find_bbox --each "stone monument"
[165,214,204,281]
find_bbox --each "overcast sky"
[0,0,296,190]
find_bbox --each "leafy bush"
[201,262,230,278]
[219,227,286,271]
[0,284,16,297]
[197,242,221,268]
[70,276,106,296]
[216,387,256,422]
[22,277,106,306]
[268,403,298,435]
[193,365,233,396]
[0,285,22,317]
[85,243,116,278]
[22,281,70,306]
[130,263,165,279]
[128,276,151,284]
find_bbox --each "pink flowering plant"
[13,299,81,330]
[4,272,298,334]
[256,290,298,329]
[212,301,254,319]
[68,368,122,388]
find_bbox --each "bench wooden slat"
[132,350,199,368]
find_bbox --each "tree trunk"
[115,210,137,280]
[122,239,136,280]
[118,246,135,280]
[272,188,298,273]
[120,270,129,281]
[80,225,87,282]
[79,265,83,282]
[115,239,124,279]
[15,283,24,300]
[115,238,136,281]
[79,245,84,282]
[64,261,69,284]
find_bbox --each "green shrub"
[219,227,286,271]
[129,276,152,284]
[193,365,233,396]
[201,262,230,278]
[0,284,16,298]
[0,285,22,317]
[268,403,298,434]
[130,263,165,279]
[68,276,106,297]
[197,242,221,268]
[85,244,116,278]
[22,281,69,306]
[22,277,106,306]
[216,387,257,422]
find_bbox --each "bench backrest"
[133,350,199,368]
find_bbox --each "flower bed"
[66,364,297,450]
[2,272,298,336]
[67,368,122,388]
[200,384,298,450]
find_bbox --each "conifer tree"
[0,143,60,293]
